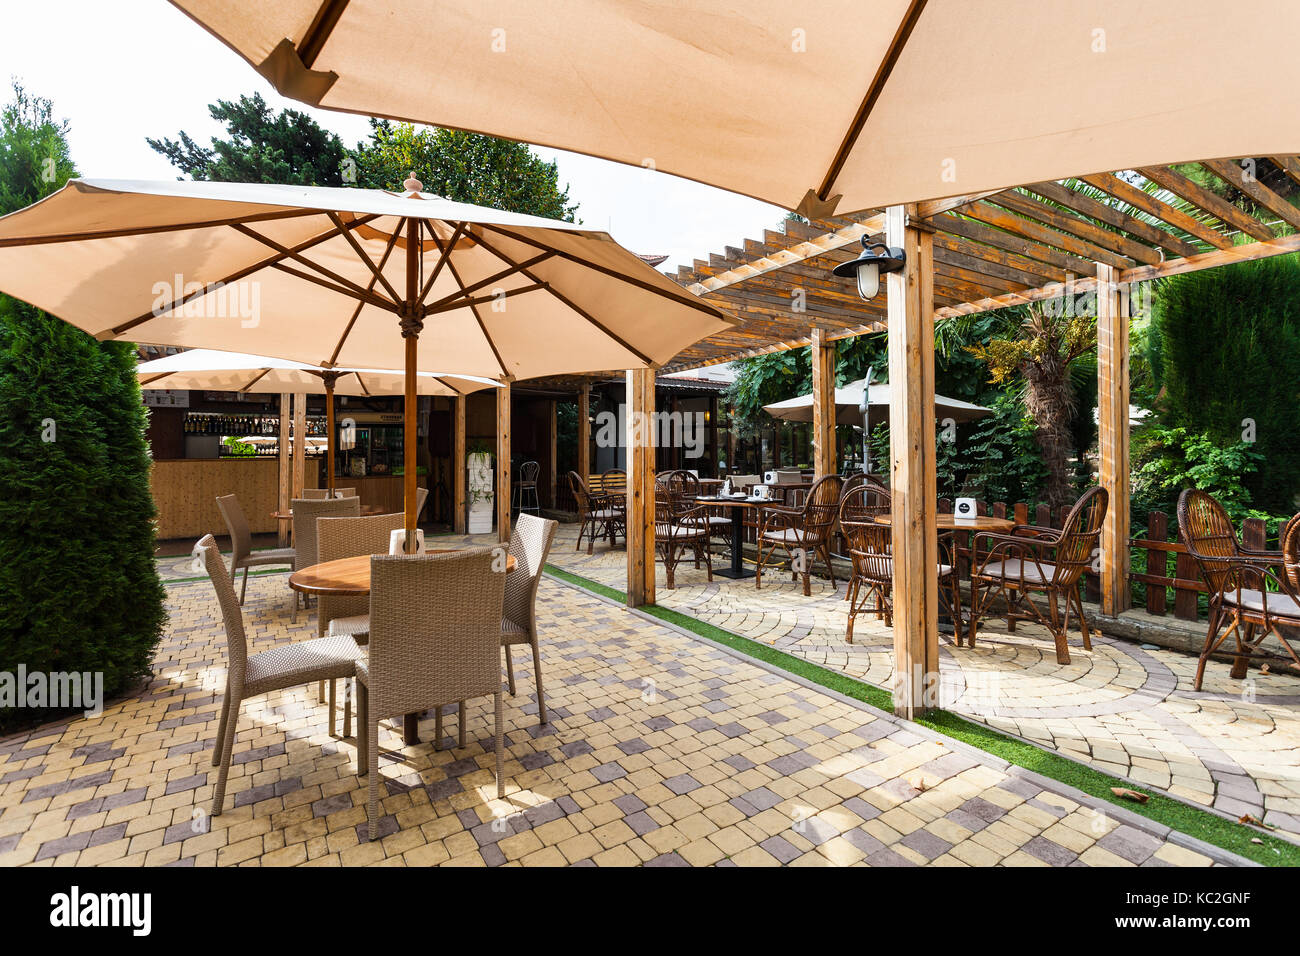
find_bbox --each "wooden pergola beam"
[626,368,656,607]
[811,327,836,478]
[1097,263,1130,616]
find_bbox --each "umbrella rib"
[469,228,656,366]
[327,225,402,366]
[139,371,173,387]
[269,261,399,312]
[230,222,397,311]
[0,208,322,249]
[238,368,274,392]
[425,282,548,315]
[110,214,368,336]
[326,210,402,304]
[299,0,351,67]
[418,221,465,304]
[427,222,509,378]
[817,0,929,203]
[421,252,554,313]
[474,223,725,319]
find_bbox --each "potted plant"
[467,439,494,533]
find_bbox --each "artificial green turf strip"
[543,562,1299,867]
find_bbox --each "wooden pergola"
[606,157,1300,718]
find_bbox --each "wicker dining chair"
[666,469,731,555]
[754,474,844,595]
[837,480,894,640]
[196,535,363,816]
[655,473,714,588]
[1178,490,1300,688]
[502,513,559,724]
[514,460,541,516]
[215,494,296,605]
[968,486,1108,665]
[355,548,507,840]
[567,471,624,553]
[290,496,360,622]
[302,487,358,499]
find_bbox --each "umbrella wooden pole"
[324,376,337,494]
[403,214,421,553]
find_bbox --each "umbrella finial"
[403,172,423,195]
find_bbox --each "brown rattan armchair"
[837,480,894,640]
[655,472,714,588]
[1178,490,1300,688]
[754,474,844,596]
[567,471,625,553]
[356,548,507,840]
[968,486,1108,664]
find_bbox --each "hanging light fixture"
[832,237,906,300]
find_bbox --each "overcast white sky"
[1,0,786,272]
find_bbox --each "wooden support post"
[453,394,467,534]
[707,394,718,475]
[577,384,590,482]
[626,368,656,607]
[886,205,939,719]
[496,381,511,544]
[277,392,290,547]
[1097,262,1131,615]
[811,326,836,478]
[548,398,558,509]
[291,392,306,499]
[324,377,336,493]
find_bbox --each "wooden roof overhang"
[661,158,1300,372]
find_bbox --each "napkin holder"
[389,528,426,555]
[954,497,977,519]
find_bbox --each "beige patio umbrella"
[170,0,1300,216]
[0,177,730,547]
[135,347,501,492]
[765,379,991,427]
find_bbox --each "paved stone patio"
[0,551,1244,867]
[520,524,1300,838]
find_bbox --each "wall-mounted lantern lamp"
[832,237,906,300]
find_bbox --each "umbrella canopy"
[135,348,501,397]
[0,177,730,543]
[764,379,991,427]
[170,0,1300,216]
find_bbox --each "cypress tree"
[0,84,166,727]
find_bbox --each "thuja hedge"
[0,296,166,728]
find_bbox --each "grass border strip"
[544,563,1296,867]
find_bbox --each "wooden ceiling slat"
[990,190,1162,265]
[1200,159,1300,232]
[1025,179,1203,259]
[934,212,1096,275]
[1079,173,1231,249]
[1137,166,1276,242]
[962,200,1135,270]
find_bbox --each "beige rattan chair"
[568,471,624,553]
[502,513,559,725]
[215,494,296,605]
[968,487,1108,665]
[355,548,507,840]
[302,487,358,499]
[1178,491,1300,688]
[754,474,844,596]
[290,496,360,622]
[197,535,363,816]
[655,472,714,589]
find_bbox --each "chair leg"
[1231,624,1253,680]
[355,682,369,774]
[318,680,325,704]
[1048,593,1071,665]
[1071,588,1092,650]
[366,715,380,841]
[458,701,466,749]
[822,544,836,589]
[434,705,444,751]
[292,589,298,623]
[343,679,352,739]
[531,638,548,725]
[212,683,233,768]
[505,645,517,696]
[240,565,250,605]
[328,679,337,737]
[494,689,505,799]
[210,687,242,816]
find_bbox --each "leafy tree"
[966,302,1096,509]
[1,83,166,727]
[1144,253,1300,515]
[352,120,578,221]
[148,92,349,185]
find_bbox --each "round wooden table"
[290,548,517,745]
[271,504,387,519]
[869,513,1015,532]
[289,550,517,597]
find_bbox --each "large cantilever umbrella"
[764,379,991,427]
[0,177,731,547]
[135,348,502,492]
[169,0,1300,216]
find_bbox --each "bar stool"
[515,460,541,516]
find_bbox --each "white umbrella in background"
[135,348,502,492]
[169,0,1300,216]
[0,177,731,546]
